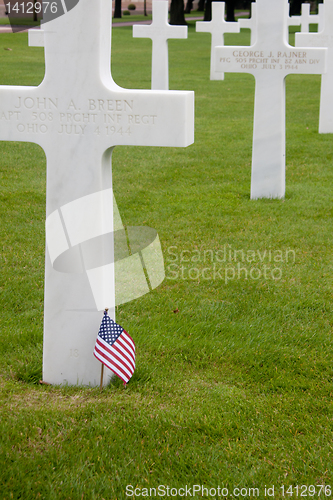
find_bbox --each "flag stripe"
[94,342,133,379]
[113,338,135,370]
[122,329,135,348]
[97,337,135,373]
[94,344,133,380]
[121,337,135,358]
[112,343,135,373]
[94,350,130,383]
[94,349,130,383]
[117,333,135,358]
[115,335,135,356]
[95,338,135,376]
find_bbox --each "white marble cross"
[196,2,240,81]
[29,27,168,311]
[238,3,258,45]
[215,0,326,199]
[289,3,324,32]
[296,0,333,133]
[2,0,194,386]
[133,0,187,90]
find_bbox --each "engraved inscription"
[88,99,133,112]
[1,111,21,120]
[58,124,87,135]
[218,49,323,73]
[13,96,159,137]
[15,97,58,109]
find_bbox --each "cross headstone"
[238,3,258,45]
[196,2,240,81]
[214,0,326,199]
[295,0,333,133]
[29,28,167,309]
[2,0,194,386]
[289,3,324,32]
[133,0,187,90]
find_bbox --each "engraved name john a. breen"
[13,96,158,136]
[14,96,135,110]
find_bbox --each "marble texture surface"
[1,0,194,386]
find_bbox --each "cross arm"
[195,21,212,33]
[133,23,187,40]
[288,15,301,27]
[97,88,194,149]
[196,1,240,35]
[0,86,47,146]
[196,20,240,35]
[295,32,332,49]
[133,24,155,38]
[0,79,194,152]
[133,0,187,41]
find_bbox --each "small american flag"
[93,310,135,385]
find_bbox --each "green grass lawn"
[0,23,333,499]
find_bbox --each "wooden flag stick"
[100,363,104,390]
[99,308,108,390]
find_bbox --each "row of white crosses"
[196,0,327,199]
[132,0,332,141]
[16,0,194,386]
[195,2,323,82]
[133,0,257,85]
[288,2,324,32]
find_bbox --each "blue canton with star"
[98,313,123,346]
